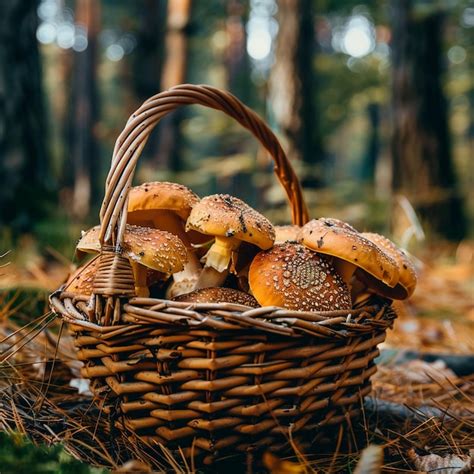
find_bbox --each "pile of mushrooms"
[68,182,417,311]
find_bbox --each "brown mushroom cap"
[76,226,102,257]
[317,218,358,232]
[76,224,188,275]
[128,181,199,221]
[174,287,259,307]
[127,181,206,246]
[275,225,301,243]
[301,218,399,288]
[359,233,417,299]
[248,243,352,312]
[186,194,275,250]
[64,255,100,295]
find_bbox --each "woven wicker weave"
[50,84,396,462]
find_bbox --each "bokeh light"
[246,0,277,71]
[247,19,272,60]
[448,45,466,64]
[106,44,125,62]
[342,15,375,58]
[36,22,56,44]
[56,23,75,50]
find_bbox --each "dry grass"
[0,243,473,472]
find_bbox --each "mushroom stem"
[183,249,202,275]
[166,252,202,298]
[193,266,228,290]
[130,261,149,297]
[202,236,241,273]
[331,260,357,289]
[350,276,372,305]
[192,236,241,290]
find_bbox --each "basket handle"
[99,84,309,248]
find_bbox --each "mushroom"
[64,255,101,296]
[274,225,301,243]
[173,287,259,308]
[248,243,352,312]
[227,242,261,293]
[186,194,275,289]
[76,224,188,297]
[357,233,417,299]
[300,218,399,291]
[127,182,206,297]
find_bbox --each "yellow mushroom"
[300,218,399,291]
[358,233,417,299]
[76,224,188,297]
[127,181,205,297]
[186,194,275,289]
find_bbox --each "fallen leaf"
[408,449,471,473]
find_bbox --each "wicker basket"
[50,84,396,463]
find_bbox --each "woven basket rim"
[51,289,395,339]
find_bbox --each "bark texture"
[391,0,466,240]
[269,0,323,186]
[69,0,100,219]
[0,0,49,232]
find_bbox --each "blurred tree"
[225,0,252,105]
[360,102,380,183]
[156,0,193,172]
[0,0,50,233]
[390,0,466,240]
[131,0,167,168]
[68,0,101,219]
[269,0,324,186]
[132,0,167,102]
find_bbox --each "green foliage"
[0,433,104,474]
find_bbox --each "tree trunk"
[132,0,167,102]
[156,0,192,172]
[390,0,466,240]
[0,0,50,233]
[269,0,323,187]
[130,0,167,169]
[69,0,100,219]
[360,102,380,183]
[224,0,252,105]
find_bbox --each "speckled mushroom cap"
[274,225,301,243]
[76,226,103,257]
[186,194,275,249]
[64,255,100,295]
[127,181,207,246]
[301,218,399,288]
[317,218,358,232]
[248,243,352,312]
[174,287,259,308]
[76,224,188,274]
[128,182,199,221]
[360,233,417,299]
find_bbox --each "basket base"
[54,291,396,462]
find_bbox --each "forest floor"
[0,241,473,473]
